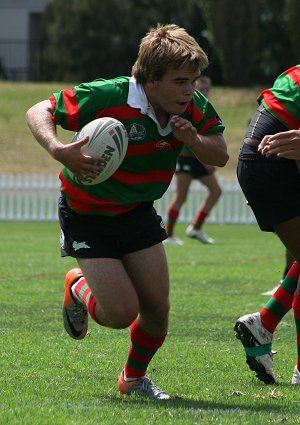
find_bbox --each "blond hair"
[132,24,208,84]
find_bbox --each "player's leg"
[235,260,300,384]
[186,164,221,244]
[252,218,300,337]
[196,168,222,223]
[61,199,168,332]
[62,258,139,339]
[63,199,170,398]
[292,287,300,384]
[274,217,300,265]
[123,242,169,337]
[274,216,300,383]
[64,252,170,398]
[235,216,300,384]
[235,145,300,383]
[59,194,140,337]
[164,172,192,245]
[283,249,295,280]
[75,257,140,328]
[118,240,169,386]
[261,248,295,296]
[117,242,170,399]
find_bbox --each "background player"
[164,76,222,245]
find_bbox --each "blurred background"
[0,0,299,85]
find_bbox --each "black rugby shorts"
[176,156,210,179]
[237,158,300,231]
[238,103,300,231]
[58,196,167,258]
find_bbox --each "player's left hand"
[258,129,300,160]
[170,116,198,147]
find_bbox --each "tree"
[285,0,300,65]
[201,0,260,86]
[41,0,299,85]
[256,0,297,83]
[201,0,300,86]
[42,0,138,81]
[41,0,211,82]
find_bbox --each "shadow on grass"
[107,394,292,414]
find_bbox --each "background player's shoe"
[291,366,300,384]
[62,268,88,340]
[185,225,215,244]
[261,280,281,296]
[118,371,170,399]
[163,236,184,246]
[234,312,276,384]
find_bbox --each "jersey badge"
[126,123,146,141]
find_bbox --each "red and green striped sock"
[292,291,300,372]
[194,210,207,226]
[71,277,99,323]
[260,261,300,333]
[124,319,166,380]
[166,208,179,237]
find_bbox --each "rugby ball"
[67,117,128,185]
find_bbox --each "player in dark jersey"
[233,65,300,386]
[164,76,222,245]
[26,24,228,399]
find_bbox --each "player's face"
[196,81,210,97]
[148,67,200,116]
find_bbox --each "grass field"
[0,82,259,176]
[1,222,300,425]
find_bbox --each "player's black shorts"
[58,196,167,259]
[237,158,300,231]
[237,104,300,231]
[176,156,210,179]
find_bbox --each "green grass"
[1,222,299,424]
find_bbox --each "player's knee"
[216,185,222,198]
[105,304,138,329]
[144,299,170,324]
[154,309,169,328]
[211,185,222,199]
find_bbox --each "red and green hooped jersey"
[258,64,300,129]
[50,76,224,216]
[179,89,218,158]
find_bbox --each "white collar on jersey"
[127,76,174,136]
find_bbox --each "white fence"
[0,173,257,224]
[0,174,59,221]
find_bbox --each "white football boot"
[261,280,282,296]
[185,224,215,244]
[234,312,276,384]
[163,236,184,246]
[291,366,300,384]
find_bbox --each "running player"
[26,24,228,399]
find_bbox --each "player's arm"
[26,100,66,160]
[171,116,228,167]
[190,133,228,166]
[26,100,102,176]
[258,129,300,160]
